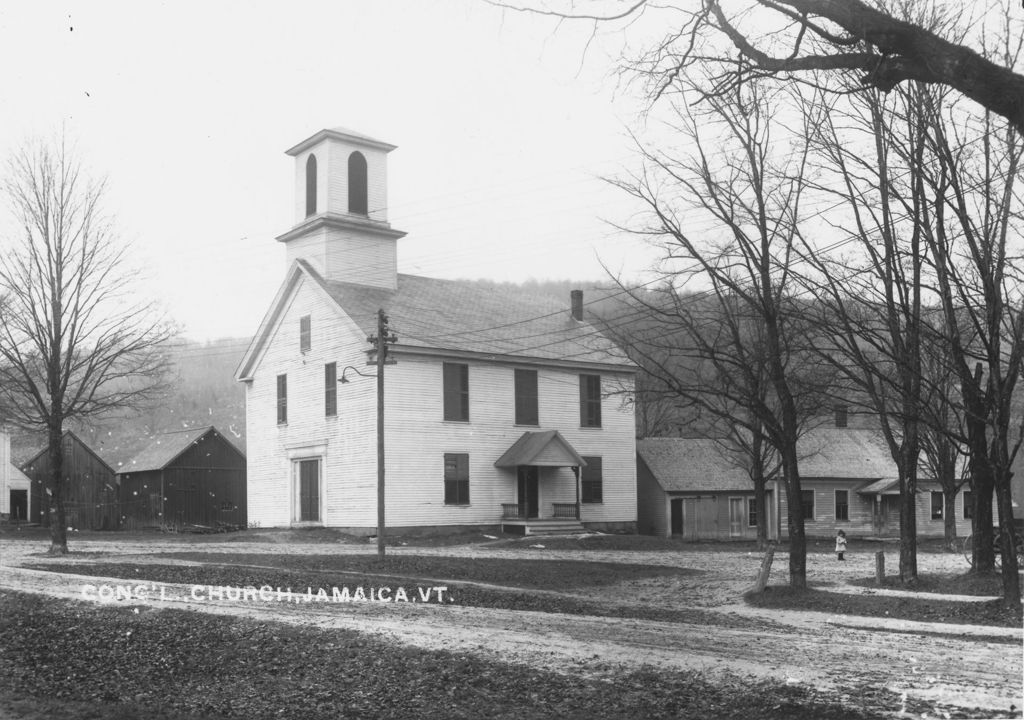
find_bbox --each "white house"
[236,127,638,535]
[0,427,31,521]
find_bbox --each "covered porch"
[859,478,901,537]
[494,430,587,536]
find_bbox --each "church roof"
[285,127,397,156]
[308,262,634,369]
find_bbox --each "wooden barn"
[22,431,119,530]
[119,426,246,529]
[637,438,777,541]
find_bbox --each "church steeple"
[276,127,406,289]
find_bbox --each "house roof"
[637,438,753,492]
[119,426,243,474]
[797,428,894,479]
[494,430,587,468]
[858,478,901,495]
[638,428,897,494]
[236,261,635,380]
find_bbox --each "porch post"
[573,465,581,520]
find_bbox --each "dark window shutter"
[581,456,603,503]
[300,315,311,352]
[514,369,538,425]
[579,374,601,427]
[325,362,337,416]
[276,374,287,424]
[443,363,469,421]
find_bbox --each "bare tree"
[609,76,819,585]
[795,75,941,583]
[0,136,174,554]
[495,0,1024,132]
[918,88,1023,606]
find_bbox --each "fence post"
[751,543,776,593]
[875,551,885,585]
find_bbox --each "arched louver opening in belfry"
[305,154,317,217]
[348,151,368,215]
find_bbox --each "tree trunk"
[994,466,1022,607]
[47,426,68,555]
[897,434,919,583]
[754,470,768,551]
[943,490,958,551]
[781,440,806,589]
[971,463,996,572]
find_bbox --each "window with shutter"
[443,453,470,505]
[443,363,469,421]
[514,369,538,425]
[581,456,603,503]
[579,374,601,427]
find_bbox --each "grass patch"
[848,571,1010,596]
[153,552,695,589]
[0,591,917,719]
[745,585,1022,628]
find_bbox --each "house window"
[300,315,311,352]
[305,154,317,217]
[801,490,814,521]
[443,363,469,421]
[444,453,469,505]
[514,369,538,426]
[581,457,603,503]
[931,491,943,520]
[748,497,757,528]
[835,490,849,521]
[325,362,337,417]
[579,374,601,428]
[963,490,973,519]
[348,151,368,215]
[276,374,287,425]
[834,404,848,428]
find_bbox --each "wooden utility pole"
[370,309,396,561]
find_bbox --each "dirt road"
[1,535,1020,717]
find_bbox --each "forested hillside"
[10,338,249,470]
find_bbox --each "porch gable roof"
[494,430,587,469]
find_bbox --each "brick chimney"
[570,289,583,321]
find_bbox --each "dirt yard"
[1,530,1021,719]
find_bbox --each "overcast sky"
[0,1,669,342]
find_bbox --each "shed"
[637,438,776,541]
[119,426,246,529]
[22,431,119,530]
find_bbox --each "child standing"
[835,529,847,561]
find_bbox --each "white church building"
[235,127,638,535]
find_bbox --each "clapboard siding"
[245,275,377,527]
[777,481,994,537]
[636,455,669,538]
[383,355,636,527]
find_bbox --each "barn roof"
[637,438,752,492]
[120,426,243,474]
[19,430,115,475]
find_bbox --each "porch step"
[501,519,585,536]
